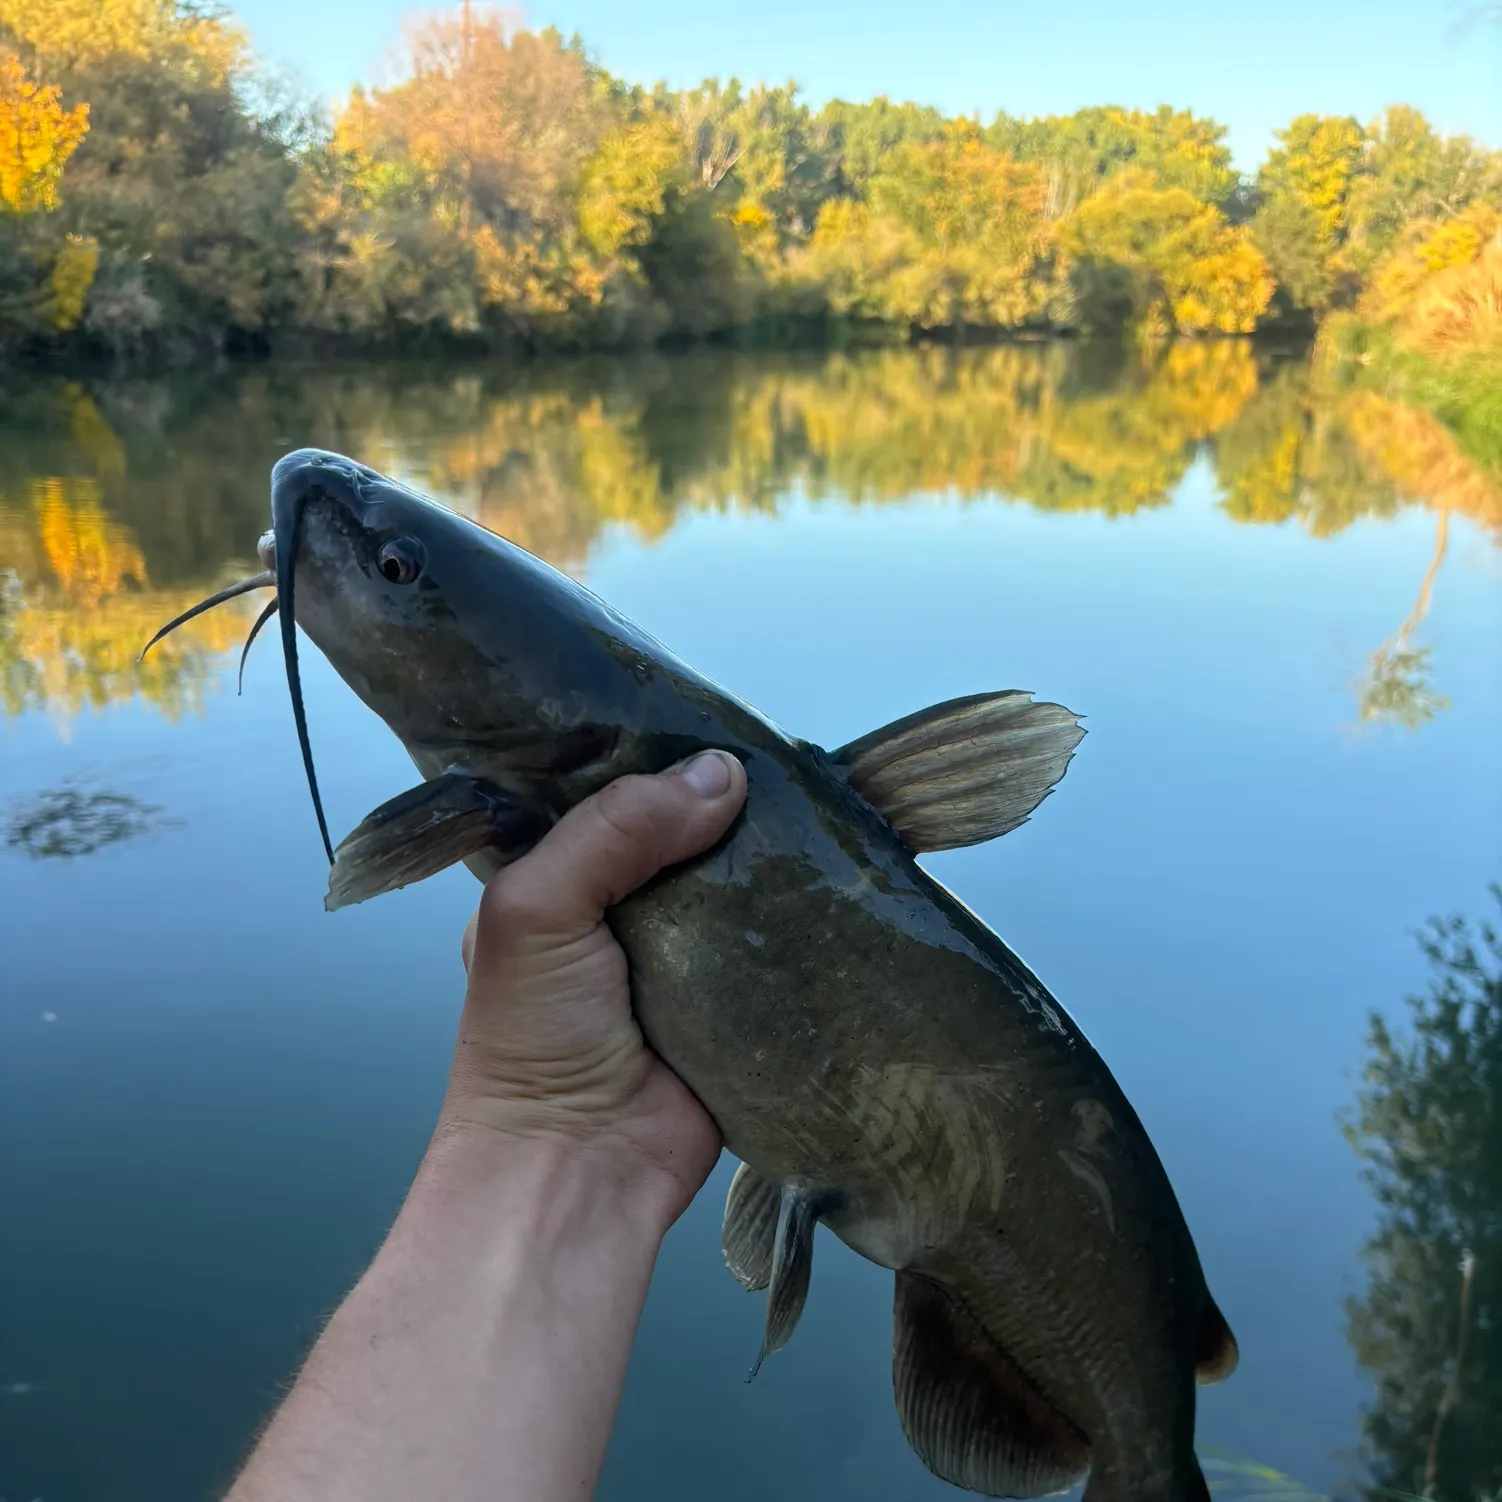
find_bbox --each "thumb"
[467,750,747,963]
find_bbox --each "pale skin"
[226,749,748,1502]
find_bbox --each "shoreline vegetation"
[1,1,1499,469]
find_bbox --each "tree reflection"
[4,785,170,858]
[1357,512,1452,731]
[0,473,258,718]
[1343,887,1502,1502]
[1,343,1494,721]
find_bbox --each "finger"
[477,751,746,946]
[461,911,479,972]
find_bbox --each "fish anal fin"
[1195,1294,1238,1385]
[326,771,548,911]
[894,1270,1091,1498]
[833,692,1085,854]
[749,1185,821,1378]
[722,1161,779,1292]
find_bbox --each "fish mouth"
[142,450,378,870]
[268,451,351,868]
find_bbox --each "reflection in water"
[4,785,171,859]
[0,343,1495,724]
[1357,513,1453,731]
[1201,1451,1329,1502]
[1344,888,1502,1502]
[0,475,259,719]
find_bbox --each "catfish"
[146,449,1237,1502]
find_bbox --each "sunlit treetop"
[0,0,245,79]
[0,47,87,212]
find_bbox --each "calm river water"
[2,342,1499,1502]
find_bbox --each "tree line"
[2,0,1499,383]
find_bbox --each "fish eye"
[376,537,424,585]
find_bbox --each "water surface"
[2,342,1498,1502]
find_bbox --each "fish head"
[263,446,530,744]
[262,447,699,859]
[145,444,741,868]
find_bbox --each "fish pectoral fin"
[722,1161,780,1291]
[832,692,1085,853]
[893,1270,1091,1498]
[748,1185,822,1379]
[1195,1293,1238,1384]
[326,772,549,911]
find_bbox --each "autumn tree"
[807,125,1057,334]
[1346,106,1502,276]
[988,105,1240,217]
[0,47,86,211]
[302,11,618,343]
[818,96,946,194]
[1062,170,1273,335]
[1,0,1498,360]
[1251,108,1501,323]
[576,110,750,338]
[1250,113,1365,317]
[1,0,301,354]
[0,45,94,340]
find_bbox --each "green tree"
[817,96,946,194]
[1251,113,1365,316]
[988,104,1239,217]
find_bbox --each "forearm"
[227,1123,675,1502]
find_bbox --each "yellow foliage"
[1416,217,1491,275]
[45,230,97,327]
[0,0,244,77]
[1269,114,1365,250]
[0,48,88,213]
[1215,352,1502,540]
[1172,227,1276,334]
[1342,389,1502,536]
[576,115,685,258]
[1361,207,1500,326]
[0,478,256,719]
[1396,236,1502,364]
[808,134,1055,330]
[29,475,145,602]
[1064,171,1274,334]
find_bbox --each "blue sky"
[236,0,1501,169]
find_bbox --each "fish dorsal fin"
[893,1271,1091,1497]
[722,1161,779,1292]
[1196,1294,1239,1385]
[749,1185,822,1378]
[833,692,1085,853]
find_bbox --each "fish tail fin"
[1081,1453,1211,1502]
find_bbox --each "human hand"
[438,749,747,1224]
[226,751,750,1502]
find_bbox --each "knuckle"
[478,867,555,938]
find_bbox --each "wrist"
[414,1104,687,1245]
